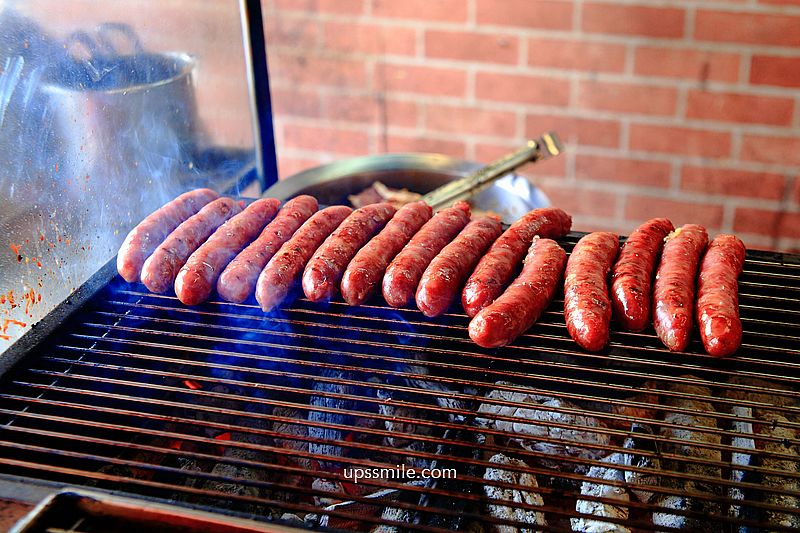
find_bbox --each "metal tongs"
[422,131,563,210]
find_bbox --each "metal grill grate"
[0,232,798,532]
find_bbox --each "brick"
[759,0,800,4]
[540,185,619,218]
[323,93,379,123]
[269,53,368,89]
[582,3,685,38]
[741,135,800,166]
[625,196,724,229]
[323,22,416,56]
[578,81,677,116]
[376,64,467,97]
[634,47,740,83]
[575,155,671,188]
[371,0,467,22]
[474,143,567,177]
[264,17,319,47]
[630,124,731,158]
[426,31,519,64]
[278,156,325,179]
[732,207,799,237]
[686,90,794,126]
[751,56,800,89]
[476,0,573,30]
[525,114,621,148]
[527,38,626,73]
[426,105,517,137]
[794,178,800,205]
[384,100,419,128]
[681,166,787,200]
[273,0,365,14]
[385,135,467,157]
[271,88,321,118]
[283,124,370,155]
[695,10,800,47]
[475,72,570,107]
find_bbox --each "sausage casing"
[696,234,745,357]
[217,196,318,303]
[255,205,353,312]
[611,218,674,332]
[174,198,280,305]
[653,224,709,352]
[462,207,572,317]
[416,214,502,317]
[141,197,241,294]
[382,201,471,308]
[117,188,219,282]
[302,203,396,302]
[469,237,566,348]
[564,232,620,352]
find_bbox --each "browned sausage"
[462,207,572,317]
[382,201,471,308]
[611,218,674,332]
[255,205,353,312]
[341,201,432,306]
[117,188,219,282]
[217,196,318,303]
[415,214,502,317]
[696,234,745,357]
[302,203,396,302]
[469,237,566,348]
[564,232,620,352]
[141,198,242,294]
[653,224,709,352]
[174,198,280,306]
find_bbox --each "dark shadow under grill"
[0,233,798,532]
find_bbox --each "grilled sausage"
[653,224,709,352]
[117,188,219,282]
[141,197,242,294]
[217,196,318,303]
[462,207,572,317]
[564,232,620,352]
[696,234,746,357]
[255,205,353,312]
[611,218,674,332]
[341,201,432,306]
[416,214,503,317]
[469,237,566,348]
[174,198,280,306]
[382,201,471,308]
[302,203,396,302]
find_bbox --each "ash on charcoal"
[622,423,660,503]
[483,453,546,532]
[377,389,437,470]
[752,412,800,529]
[571,452,631,533]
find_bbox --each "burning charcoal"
[483,453,547,532]
[579,380,660,431]
[319,479,427,530]
[313,476,346,507]
[377,389,433,448]
[476,383,610,471]
[571,452,631,533]
[727,405,757,523]
[752,412,800,529]
[372,505,413,533]
[652,381,723,532]
[622,423,660,503]
[397,361,472,422]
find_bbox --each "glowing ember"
[182,379,203,390]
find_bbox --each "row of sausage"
[116,188,744,357]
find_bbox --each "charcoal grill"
[0,232,797,532]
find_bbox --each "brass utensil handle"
[421,131,563,210]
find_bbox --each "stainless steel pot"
[265,153,550,223]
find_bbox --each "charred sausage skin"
[564,232,620,352]
[469,237,566,348]
[302,203,396,302]
[416,214,502,317]
[174,198,280,305]
[462,207,572,318]
[217,195,318,303]
[696,234,745,357]
[382,201,471,308]
[611,218,674,332]
[117,188,219,282]
[255,205,353,312]
[141,197,241,294]
[653,224,709,352]
[341,201,432,306]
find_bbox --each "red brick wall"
[264,0,800,252]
